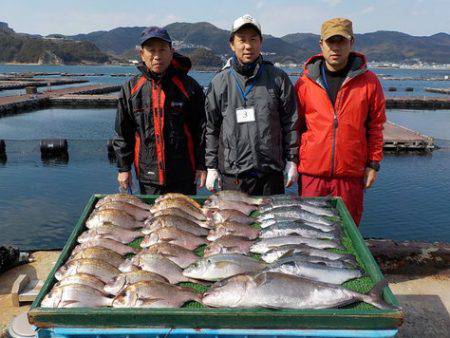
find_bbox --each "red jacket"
[295,52,386,178]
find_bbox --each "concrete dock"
[386,96,450,109]
[0,78,88,91]
[383,122,435,151]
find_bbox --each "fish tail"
[359,279,399,310]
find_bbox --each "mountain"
[64,22,449,65]
[281,31,450,64]
[0,22,111,65]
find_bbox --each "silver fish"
[202,271,394,310]
[206,190,266,206]
[261,244,356,264]
[104,270,169,295]
[140,226,207,250]
[250,236,344,254]
[204,235,254,257]
[78,224,143,244]
[259,223,339,240]
[266,260,362,284]
[41,284,113,308]
[259,218,337,232]
[260,205,338,219]
[207,222,260,241]
[55,258,120,284]
[96,201,151,221]
[258,209,335,226]
[183,253,266,281]
[112,280,202,308]
[96,194,151,211]
[86,209,144,229]
[143,215,208,237]
[275,254,357,269]
[72,238,137,256]
[68,247,125,268]
[204,208,255,225]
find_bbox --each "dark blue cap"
[139,26,172,46]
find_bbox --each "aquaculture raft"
[28,194,403,331]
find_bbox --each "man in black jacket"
[113,27,206,195]
[205,15,299,195]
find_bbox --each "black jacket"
[113,53,206,185]
[205,57,299,175]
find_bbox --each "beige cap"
[321,18,353,40]
[231,14,262,36]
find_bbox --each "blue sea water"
[0,64,449,250]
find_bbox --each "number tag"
[236,107,256,123]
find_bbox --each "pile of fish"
[41,191,393,310]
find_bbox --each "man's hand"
[364,167,377,189]
[118,171,132,191]
[195,170,207,188]
[285,161,299,188]
[206,169,222,192]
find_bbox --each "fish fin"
[278,249,295,260]
[59,300,79,308]
[360,279,399,310]
[186,277,210,286]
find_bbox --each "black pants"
[139,179,196,195]
[222,170,285,196]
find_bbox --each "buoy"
[405,87,414,92]
[388,87,397,92]
[40,139,68,155]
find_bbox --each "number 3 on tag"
[236,107,255,123]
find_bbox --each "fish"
[259,223,339,240]
[140,226,207,251]
[96,194,151,211]
[207,222,260,241]
[250,236,344,254]
[150,200,206,221]
[148,208,210,228]
[96,201,151,221]
[261,244,357,264]
[120,243,199,270]
[142,215,208,237]
[86,209,144,229]
[183,253,266,281]
[203,199,258,216]
[41,284,113,308]
[257,209,336,226]
[53,273,106,294]
[155,193,202,209]
[68,247,125,268]
[104,270,169,295]
[77,224,143,244]
[202,271,395,310]
[259,218,337,232]
[112,280,202,308]
[205,190,266,206]
[266,260,363,284]
[55,258,120,284]
[130,254,199,284]
[259,205,338,219]
[72,238,138,256]
[274,254,357,269]
[203,235,254,257]
[204,208,255,225]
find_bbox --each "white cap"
[231,14,262,36]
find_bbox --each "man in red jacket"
[295,18,386,225]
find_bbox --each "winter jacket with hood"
[295,52,386,178]
[113,53,206,185]
[205,56,299,176]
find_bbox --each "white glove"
[206,168,222,191]
[285,161,298,188]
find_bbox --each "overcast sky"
[1,0,448,37]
